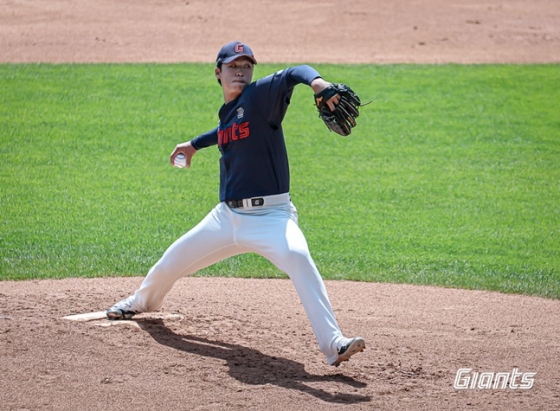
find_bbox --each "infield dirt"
[1,1,559,410]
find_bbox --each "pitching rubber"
[62,311,107,321]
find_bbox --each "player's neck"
[223,90,243,104]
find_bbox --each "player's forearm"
[288,65,332,95]
[190,127,219,150]
[288,65,323,87]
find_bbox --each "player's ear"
[215,67,222,86]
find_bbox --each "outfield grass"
[1,63,558,298]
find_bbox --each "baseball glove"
[314,83,362,136]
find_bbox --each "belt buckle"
[227,198,265,208]
[251,198,264,207]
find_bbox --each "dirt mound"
[2,277,559,410]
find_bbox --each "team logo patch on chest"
[237,107,244,119]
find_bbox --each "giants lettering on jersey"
[218,121,250,146]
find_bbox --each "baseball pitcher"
[106,41,365,367]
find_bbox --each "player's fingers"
[326,94,340,111]
[169,148,180,165]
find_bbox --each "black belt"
[226,198,265,208]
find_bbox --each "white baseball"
[174,153,187,168]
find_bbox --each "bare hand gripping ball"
[314,83,364,136]
[174,153,187,168]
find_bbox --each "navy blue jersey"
[191,65,321,202]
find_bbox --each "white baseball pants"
[128,194,345,364]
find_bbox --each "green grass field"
[1,63,559,298]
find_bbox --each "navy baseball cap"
[216,41,257,66]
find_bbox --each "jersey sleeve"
[190,127,218,150]
[287,65,322,86]
[253,65,322,126]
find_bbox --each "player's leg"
[107,203,242,318]
[235,204,363,365]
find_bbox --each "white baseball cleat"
[106,296,138,320]
[331,337,366,367]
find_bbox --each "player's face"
[216,57,254,102]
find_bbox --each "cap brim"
[221,54,257,65]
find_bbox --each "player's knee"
[279,248,315,273]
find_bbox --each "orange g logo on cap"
[234,43,244,53]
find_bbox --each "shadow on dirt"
[141,319,371,404]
